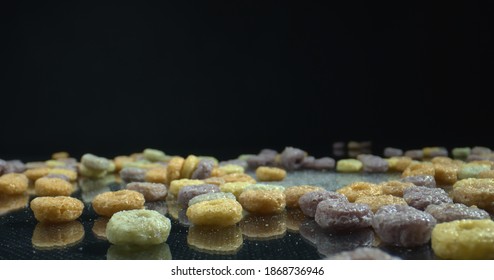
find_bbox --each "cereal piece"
[45,160,66,168]
[24,167,51,181]
[357,154,388,173]
[220,159,248,169]
[119,167,146,183]
[423,146,448,158]
[336,159,363,173]
[401,162,435,178]
[471,146,491,155]
[106,209,171,245]
[188,192,236,206]
[256,166,286,181]
[165,156,185,185]
[0,173,28,195]
[107,243,172,260]
[187,225,243,254]
[430,156,454,164]
[284,185,325,209]
[219,182,251,198]
[168,178,205,197]
[4,160,26,174]
[203,176,226,186]
[452,147,471,159]
[0,159,6,175]
[238,188,286,215]
[403,186,453,210]
[383,147,403,158]
[0,193,29,215]
[180,155,200,179]
[52,151,69,160]
[221,173,256,184]
[386,156,413,172]
[243,183,285,192]
[190,158,214,179]
[32,221,84,249]
[30,196,84,223]
[79,164,107,178]
[354,195,407,213]
[457,162,491,179]
[113,156,134,171]
[425,203,490,223]
[400,174,436,188]
[451,178,494,212]
[336,181,382,202]
[478,170,494,179]
[145,167,168,183]
[48,168,77,181]
[143,148,167,162]
[34,177,74,197]
[315,200,373,231]
[92,217,109,240]
[299,191,348,217]
[325,247,401,260]
[431,219,494,259]
[380,180,416,197]
[433,162,458,186]
[186,198,243,226]
[81,153,111,171]
[218,164,244,175]
[126,182,168,202]
[302,157,335,170]
[372,205,436,247]
[404,149,423,160]
[92,190,145,217]
[246,153,277,169]
[177,184,220,208]
[280,147,306,171]
[240,213,287,240]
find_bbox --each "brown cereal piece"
[354,195,408,213]
[0,193,29,215]
[52,151,69,160]
[165,156,185,185]
[126,182,168,202]
[221,173,256,184]
[386,156,413,172]
[203,177,226,186]
[240,213,287,240]
[478,170,494,179]
[336,181,383,202]
[180,155,200,179]
[186,199,243,227]
[92,190,145,217]
[168,179,205,197]
[284,185,325,208]
[145,167,168,184]
[30,196,84,223]
[32,221,85,249]
[0,173,29,195]
[401,162,435,178]
[238,189,286,215]
[219,181,251,199]
[380,180,416,197]
[187,225,243,254]
[113,156,134,172]
[34,177,74,197]
[48,168,78,181]
[451,178,494,213]
[256,166,286,182]
[92,217,109,240]
[24,167,51,181]
[433,162,459,186]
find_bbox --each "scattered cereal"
[145,167,168,183]
[188,192,236,206]
[357,154,388,173]
[143,148,167,162]
[166,156,185,185]
[280,147,306,171]
[386,156,413,172]
[81,153,111,171]
[383,147,403,158]
[325,247,401,260]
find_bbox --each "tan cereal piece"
[32,221,85,249]
[386,156,413,172]
[113,156,134,172]
[354,195,408,213]
[24,167,51,181]
[35,177,74,197]
[221,173,256,184]
[187,225,243,254]
[238,189,286,215]
[0,173,29,195]
[401,162,435,178]
[478,170,494,179]
[92,190,145,217]
[0,193,29,215]
[145,167,168,184]
[284,185,325,208]
[203,177,226,186]
[48,168,78,181]
[218,164,245,175]
[219,182,251,199]
[52,151,69,160]
[30,196,84,223]
[433,163,459,186]
[380,180,416,197]
[186,199,243,227]
[165,156,185,185]
[336,159,363,173]
[430,156,454,164]
[210,167,225,177]
[256,166,287,182]
[337,181,383,202]
[180,155,200,179]
[168,179,205,197]
[451,178,494,213]
[240,212,287,240]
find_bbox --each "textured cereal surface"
[34,177,73,197]
[169,179,205,197]
[337,181,382,202]
[336,159,363,173]
[186,199,243,226]
[126,182,167,202]
[256,166,286,182]
[219,182,251,198]
[284,185,325,208]
[238,189,286,215]
[30,196,84,223]
[354,194,407,213]
[166,156,185,185]
[0,173,29,195]
[181,155,200,179]
[92,190,145,217]
[451,178,494,213]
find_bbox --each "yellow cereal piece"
[165,156,185,185]
[45,160,66,168]
[380,180,415,197]
[210,167,225,177]
[451,178,494,213]
[32,221,84,249]
[221,173,256,184]
[113,156,134,172]
[168,179,205,197]
[203,177,226,186]
[238,189,286,215]
[337,181,383,202]
[430,156,454,164]
[386,156,413,172]
[0,193,29,215]
[35,177,74,197]
[219,182,251,199]
[30,196,84,223]
[0,173,29,195]
[478,170,494,179]
[92,217,109,240]
[256,166,287,182]
[92,190,145,217]
[187,225,243,254]
[52,151,69,160]
[24,167,51,181]
[145,167,168,183]
[180,155,200,179]
[186,199,243,227]
[401,162,435,178]
[240,213,287,240]
[336,159,363,173]
[354,195,407,213]
[433,162,458,186]
[48,168,78,181]
[431,219,494,259]
[284,185,325,208]
[218,164,245,175]
[143,148,167,162]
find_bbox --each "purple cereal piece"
[404,149,423,160]
[246,150,278,169]
[372,205,436,248]
[280,147,306,171]
[0,159,6,175]
[424,203,491,223]
[357,154,388,173]
[400,175,436,188]
[315,200,373,231]
[471,146,491,155]
[301,156,316,168]
[325,247,401,260]
[44,174,71,181]
[303,157,335,170]
[383,147,403,158]
[119,167,146,183]
[466,154,491,162]
[403,186,452,210]
[191,159,214,179]
[126,182,168,202]
[177,184,220,208]
[4,160,26,173]
[298,191,348,218]
[426,147,448,158]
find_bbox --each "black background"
[1,0,493,161]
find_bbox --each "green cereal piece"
[122,160,152,169]
[45,160,65,168]
[336,159,363,173]
[81,153,111,171]
[79,164,107,178]
[243,184,285,192]
[188,192,236,207]
[220,182,251,198]
[238,154,256,161]
[458,163,491,179]
[452,147,471,159]
[107,161,116,173]
[143,148,167,162]
[107,243,172,260]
